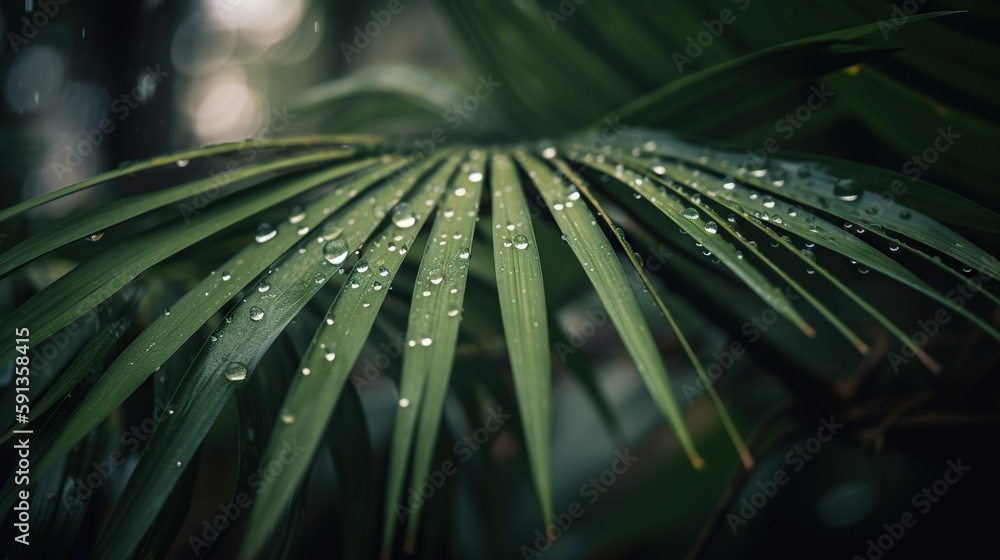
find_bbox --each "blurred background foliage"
[0,1,997,559]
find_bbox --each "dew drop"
[468,172,483,182]
[86,232,104,242]
[373,281,383,291]
[288,205,306,224]
[249,306,265,321]
[221,271,231,281]
[399,398,410,408]
[323,239,350,264]
[392,202,417,228]
[255,222,277,243]
[175,159,189,168]
[898,210,911,220]
[356,259,369,273]
[889,244,899,252]
[429,269,444,284]
[762,196,775,209]
[703,221,718,234]
[378,266,390,277]
[223,362,247,381]
[458,247,470,259]
[682,207,700,220]
[833,178,860,201]
[513,235,529,249]
[281,414,295,424]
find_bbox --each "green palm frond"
[2,118,997,556]
[2,2,998,558]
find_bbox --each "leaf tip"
[691,454,706,471]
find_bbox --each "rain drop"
[289,205,306,224]
[833,178,860,201]
[323,239,350,264]
[255,222,277,243]
[392,202,417,228]
[223,362,247,381]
